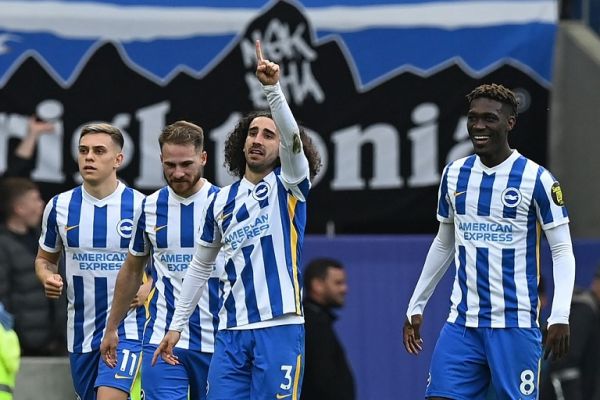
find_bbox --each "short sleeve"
[437,164,454,223]
[197,192,222,248]
[129,198,150,256]
[38,195,62,253]
[533,168,569,230]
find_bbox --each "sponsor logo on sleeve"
[551,182,564,206]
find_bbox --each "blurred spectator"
[540,266,600,400]
[0,178,66,356]
[0,302,20,400]
[3,116,54,178]
[301,258,355,400]
[560,0,581,19]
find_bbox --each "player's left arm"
[255,40,310,193]
[543,223,575,360]
[533,171,575,360]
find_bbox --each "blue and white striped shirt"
[438,151,569,328]
[198,167,309,330]
[39,181,146,352]
[129,181,221,352]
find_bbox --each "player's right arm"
[403,221,455,355]
[255,40,310,192]
[101,252,148,368]
[35,248,63,299]
[153,243,220,366]
[36,195,64,299]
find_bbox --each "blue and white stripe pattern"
[129,181,221,352]
[438,150,568,328]
[199,167,309,330]
[39,181,145,352]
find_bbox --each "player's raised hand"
[255,40,279,86]
[100,328,119,368]
[28,116,55,137]
[44,273,63,298]
[152,330,181,366]
[543,323,570,361]
[403,314,424,355]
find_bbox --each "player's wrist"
[261,81,281,91]
[168,322,184,333]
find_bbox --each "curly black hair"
[466,83,519,117]
[224,111,322,180]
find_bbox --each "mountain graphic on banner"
[0,0,549,233]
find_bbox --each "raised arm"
[255,40,309,186]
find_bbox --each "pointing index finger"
[255,40,264,62]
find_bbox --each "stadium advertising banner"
[0,0,557,233]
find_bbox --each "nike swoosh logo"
[275,394,292,399]
[65,225,79,232]
[114,374,132,380]
[219,213,232,221]
[154,225,167,232]
[454,191,466,197]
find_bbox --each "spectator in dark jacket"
[301,258,355,400]
[0,177,66,355]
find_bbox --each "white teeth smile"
[474,136,489,140]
